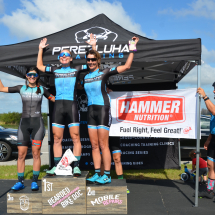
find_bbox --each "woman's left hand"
[132,36,139,44]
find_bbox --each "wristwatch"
[204,97,209,101]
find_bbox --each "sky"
[0,0,215,113]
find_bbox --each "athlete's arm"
[0,80,8,92]
[204,133,212,150]
[192,165,196,172]
[43,87,55,102]
[117,36,139,74]
[197,87,215,115]
[37,38,49,72]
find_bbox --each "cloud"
[178,45,215,86]
[0,0,4,14]
[158,0,215,19]
[0,0,146,40]
[202,45,215,64]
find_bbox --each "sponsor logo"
[87,187,95,196]
[75,26,118,43]
[117,94,185,125]
[183,126,192,134]
[19,195,29,211]
[55,72,76,78]
[43,179,53,192]
[91,194,122,206]
[77,94,88,112]
[7,194,14,201]
[109,75,134,83]
[48,187,83,208]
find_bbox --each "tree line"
[0,112,47,126]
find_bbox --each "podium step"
[7,184,42,214]
[86,179,127,214]
[42,171,88,214]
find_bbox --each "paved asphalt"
[0,135,50,166]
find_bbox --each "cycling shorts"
[87,105,111,130]
[52,100,80,128]
[207,135,215,162]
[109,136,121,154]
[17,117,45,147]
[199,167,208,176]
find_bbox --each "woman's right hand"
[204,140,210,150]
[39,38,49,50]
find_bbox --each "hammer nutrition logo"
[117,94,185,125]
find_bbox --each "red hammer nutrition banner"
[110,88,197,139]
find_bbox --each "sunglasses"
[59,52,71,58]
[26,73,38,77]
[87,58,97,62]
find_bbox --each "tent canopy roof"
[0,14,201,86]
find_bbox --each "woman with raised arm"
[37,35,96,176]
[0,67,55,191]
[84,36,139,184]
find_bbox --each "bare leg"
[98,129,111,171]
[52,126,64,157]
[32,146,41,171]
[207,159,215,179]
[17,146,28,173]
[113,153,123,176]
[69,126,81,156]
[88,128,101,169]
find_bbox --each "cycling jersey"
[83,67,118,106]
[8,85,52,118]
[45,65,87,101]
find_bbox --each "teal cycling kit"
[45,65,87,128]
[83,67,118,130]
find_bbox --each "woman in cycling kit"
[0,67,55,191]
[37,35,96,176]
[85,36,139,184]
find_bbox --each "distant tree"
[1,112,21,124]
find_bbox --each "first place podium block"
[42,171,88,214]
[86,179,127,214]
[7,186,42,214]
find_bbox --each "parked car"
[0,126,32,162]
[180,115,211,159]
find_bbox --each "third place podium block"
[42,171,88,214]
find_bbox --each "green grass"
[0,164,192,180]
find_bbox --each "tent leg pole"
[178,139,181,169]
[193,63,201,207]
[47,99,51,169]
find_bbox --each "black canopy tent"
[0,14,201,206]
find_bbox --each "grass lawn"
[0,164,192,180]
